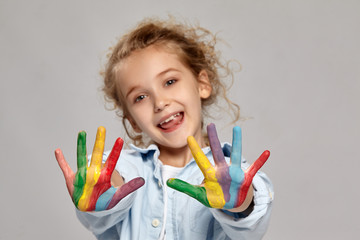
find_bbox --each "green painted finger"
[167,178,211,207]
[74,131,87,206]
[77,131,87,169]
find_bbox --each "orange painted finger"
[55,148,75,196]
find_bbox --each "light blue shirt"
[76,143,274,240]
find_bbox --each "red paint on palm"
[87,138,124,211]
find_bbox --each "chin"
[158,138,188,150]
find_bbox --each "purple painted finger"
[207,123,231,202]
[106,177,145,209]
[207,123,227,167]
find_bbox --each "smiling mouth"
[158,112,184,130]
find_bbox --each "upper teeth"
[160,113,180,126]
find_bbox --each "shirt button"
[151,218,160,228]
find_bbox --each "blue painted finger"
[231,126,242,167]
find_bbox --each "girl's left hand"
[167,123,270,210]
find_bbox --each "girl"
[55,17,274,240]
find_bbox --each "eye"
[165,79,176,86]
[135,95,147,103]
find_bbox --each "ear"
[197,70,212,99]
[126,115,142,133]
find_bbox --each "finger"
[77,131,87,169]
[231,126,242,167]
[102,138,124,183]
[207,123,231,202]
[167,178,211,208]
[90,126,106,167]
[207,123,226,167]
[187,136,215,181]
[55,148,74,196]
[246,150,270,179]
[235,151,269,208]
[73,132,88,206]
[106,177,145,210]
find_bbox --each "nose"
[154,96,170,113]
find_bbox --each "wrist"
[227,184,254,213]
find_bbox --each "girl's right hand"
[55,126,145,212]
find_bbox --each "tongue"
[160,114,182,130]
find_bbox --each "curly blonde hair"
[102,16,240,147]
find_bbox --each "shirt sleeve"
[75,191,136,238]
[75,150,141,238]
[209,170,274,240]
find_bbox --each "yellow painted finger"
[187,136,216,180]
[187,136,225,208]
[90,126,106,167]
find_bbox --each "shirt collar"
[129,143,159,153]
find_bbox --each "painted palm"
[55,127,145,211]
[167,123,270,209]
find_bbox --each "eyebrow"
[125,85,140,99]
[125,68,181,99]
[158,68,180,77]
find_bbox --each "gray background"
[1,0,359,239]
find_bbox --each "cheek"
[176,83,201,102]
[129,105,152,126]
[186,91,203,109]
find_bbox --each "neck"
[158,145,192,167]
[158,137,205,168]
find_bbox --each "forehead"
[115,45,188,89]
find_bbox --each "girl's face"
[116,45,211,151]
